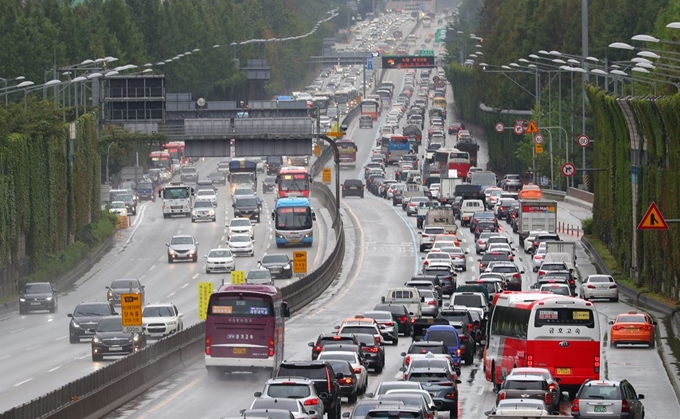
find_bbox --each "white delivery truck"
[439,177,464,205]
[517,200,558,246]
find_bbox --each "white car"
[439,246,468,271]
[532,242,547,271]
[228,217,254,239]
[317,351,368,394]
[108,201,127,216]
[524,230,549,253]
[204,248,236,274]
[142,303,183,338]
[227,233,255,257]
[580,274,619,302]
[195,189,217,206]
[191,200,216,222]
[368,381,423,398]
[422,251,454,270]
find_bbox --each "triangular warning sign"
[637,202,669,230]
[526,119,540,134]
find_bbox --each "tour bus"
[272,198,316,247]
[204,284,290,376]
[484,292,601,396]
[336,138,358,167]
[161,141,186,164]
[275,166,311,199]
[435,148,472,180]
[148,151,172,172]
[360,98,380,120]
[159,183,194,218]
[380,134,411,165]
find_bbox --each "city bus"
[272,198,316,247]
[336,138,358,167]
[379,134,411,165]
[148,151,172,172]
[275,166,311,198]
[484,292,601,396]
[360,98,380,120]
[161,141,186,164]
[435,148,472,179]
[204,284,290,375]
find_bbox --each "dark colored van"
[342,179,365,198]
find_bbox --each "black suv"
[233,194,261,223]
[342,179,365,198]
[436,308,476,365]
[259,253,293,279]
[19,282,58,314]
[354,332,386,373]
[308,333,360,360]
[266,155,283,175]
[374,303,413,337]
[276,361,342,419]
[68,301,117,343]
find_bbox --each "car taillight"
[444,392,456,399]
[428,300,437,306]
[399,316,408,323]
[534,241,539,247]
[384,321,394,326]
[538,270,546,276]
[500,206,505,211]
[548,384,556,391]
[405,355,411,365]
[621,399,631,413]
[587,284,596,289]
[594,356,600,373]
[612,325,622,330]
[527,355,533,367]
[268,337,275,357]
[498,391,506,400]
[642,325,653,330]
[571,399,580,413]
[535,255,543,260]
[363,346,379,353]
[478,240,484,245]
[569,279,575,286]
[475,228,480,233]
[205,335,211,356]
[342,377,353,385]
[353,367,362,373]
[456,348,461,357]
[545,393,552,405]
[512,273,521,279]
[314,345,322,352]
[424,260,429,266]
[467,323,473,332]
[609,284,617,289]
[375,335,382,343]
[304,399,320,406]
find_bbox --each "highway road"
[0,156,328,412]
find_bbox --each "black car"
[259,253,293,279]
[276,361,343,419]
[325,360,360,403]
[410,275,443,302]
[404,366,461,418]
[106,278,145,306]
[136,181,155,201]
[266,155,284,175]
[19,282,57,314]
[208,171,227,185]
[91,315,146,361]
[354,332,386,373]
[68,301,117,343]
[401,341,450,367]
[262,176,277,193]
[478,252,513,271]
[342,179,365,198]
[233,194,261,223]
[495,198,516,219]
[374,303,413,337]
[422,265,457,296]
[474,221,498,239]
[470,211,497,232]
[308,333,360,360]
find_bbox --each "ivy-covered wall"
[0,103,101,292]
[587,86,680,300]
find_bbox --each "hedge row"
[587,86,680,301]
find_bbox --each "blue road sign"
[420,4,425,11]
[366,58,373,70]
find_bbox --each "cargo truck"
[228,159,257,195]
[425,208,458,235]
[517,200,558,246]
[439,177,464,205]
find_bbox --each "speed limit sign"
[534,134,544,144]
[494,122,505,133]
[513,124,525,135]
[577,134,590,148]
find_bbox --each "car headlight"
[284,264,291,269]
[45,297,53,301]
[92,336,101,343]
[276,232,284,239]
[107,291,114,297]
[208,210,215,215]
[168,248,177,255]
[19,298,26,302]
[133,335,140,341]
[304,232,313,238]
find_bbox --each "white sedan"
[204,248,236,274]
[227,234,254,257]
[195,189,217,206]
[422,251,454,270]
[317,351,368,395]
[108,201,127,216]
[580,274,619,302]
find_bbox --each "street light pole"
[106,142,114,184]
[581,0,589,187]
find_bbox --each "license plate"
[109,346,122,351]
[628,329,639,332]
[556,368,571,375]
[289,239,299,243]
[233,347,247,355]
[350,186,357,189]
[30,302,41,306]
[150,333,163,337]
[594,406,606,413]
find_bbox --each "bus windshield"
[279,175,309,191]
[275,206,313,230]
[162,187,190,199]
[208,296,273,317]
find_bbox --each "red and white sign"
[513,124,525,135]
[494,122,505,133]
[534,134,544,144]
[561,162,576,177]
[577,134,590,148]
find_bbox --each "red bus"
[148,151,172,172]
[161,141,186,164]
[205,284,290,375]
[485,292,601,396]
[360,98,380,120]
[275,166,312,198]
[336,139,358,168]
[435,148,472,179]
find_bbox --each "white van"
[460,199,484,226]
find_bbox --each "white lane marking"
[221,236,225,242]
[46,318,53,322]
[267,243,271,249]
[10,328,24,334]
[167,292,176,298]
[139,274,146,281]
[26,346,39,351]
[149,264,156,271]
[77,353,89,360]
[477,386,484,395]
[0,355,10,361]
[180,283,189,289]
[13,378,33,387]
[192,273,199,279]
[56,335,68,341]
[47,365,62,373]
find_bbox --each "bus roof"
[275,197,311,208]
[215,284,281,295]
[514,296,595,311]
[492,291,554,306]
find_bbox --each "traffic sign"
[435,29,446,43]
[197,282,213,320]
[313,144,321,156]
[637,202,669,230]
[535,143,544,154]
[513,124,525,135]
[515,120,525,126]
[416,50,434,56]
[293,251,308,274]
[366,58,373,70]
[525,119,540,134]
[322,167,332,183]
[577,134,591,148]
[230,270,246,284]
[494,122,505,133]
[561,162,576,177]
[121,293,142,332]
[326,131,344,137]
[534,134,544,144]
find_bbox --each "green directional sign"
[416,50,434,56]
[435,29,446,43]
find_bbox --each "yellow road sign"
[637,202,669,230]
[535,143,544,154]
[526,119,540,134]
[293,251,308,274]
[322,167,332,183]
[314,144,321,156]
[326,131,344,137]
[197,282,213,320]
[121,293,142,327]
[230,270,246,284]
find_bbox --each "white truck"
[439,177,464,205]
[381,287,422,318]
[159,183,194,218]
[517,199,558,247]
[545,241,577,270]
[425,208,458,235]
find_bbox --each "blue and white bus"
[272,198,316,247]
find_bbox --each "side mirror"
[365,393,374,398]
[282,302,290,318]
[196,242,199,246]
[638,394,645,400]
[239,410,246,415]
[166,243,170,247]
[254,391,262,397]
[204,255,208,259]
[271,211,275,220]
[400,352,407,357]
[333,325,340,330]
[399,367,406,372]
[312,212,317,221]
[608,320,614,325]
[307,342,314,347]
[555,377,562,382]
[308,411,317,416]
[520,270,525,274]
[105,286,110,289]
[342,413,350,419]
[67,313,73,318]
[380,296,386,303]
[178,313,183,318]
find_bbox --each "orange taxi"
[609,310,656,348]
[519,184,543,200]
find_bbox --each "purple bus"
[205,284,290,375]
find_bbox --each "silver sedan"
[419,289,440,317]
[580,275,619,302]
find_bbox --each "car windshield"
[96,317,123,332]
[441,247,462,255]
[208,250,232,258]
[438,311,468,322]
[541,286,571,295]
[182,167,196,174]
[427,253,449,260]
[138,182,153,189]
[111,202,126,208]
[194,201,212,208]
[74,304,111,317]
[580,385,621,400]
[247,270,271,279]
[504,379,546,391]
[492,266,517,273]
[340,326,376,335]
[231,219,251,227]
[24,283,51,293]
[230,236,251,243]
[617,315,646,323]
[236,197,258,206]
[588,276,613,283]
[327,360,353,375]
[426,331,458,345]
[197,190,214,196]
[278,366,327,379]
[364,311,391,321]
[171,237,194,245]
[266,384,311,398]
[110,279,140,289]
[453,295,483,308]
[410,359,449,370]
[408,372,449,383]
[262,255,289,264]
[143,306,175,317]
[251,398,299,411]
[209,172,223,178]
[264,177,276,183]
